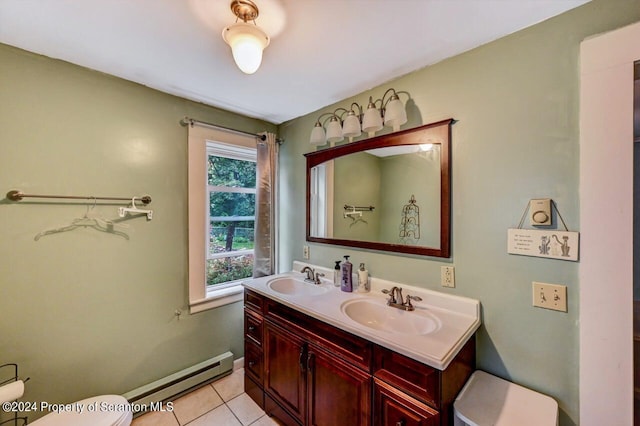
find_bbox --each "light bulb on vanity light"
[362,97,383,137]
[310,121,326,146]
[325,116,344,144]
[342,110,361,141]
[383,93,408,131]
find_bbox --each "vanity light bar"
[309,88,409,146]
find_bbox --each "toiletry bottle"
[333,260,341,287]
[357,263,369,293]
[340,255,353,292]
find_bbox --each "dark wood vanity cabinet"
[307,345,372,426]
[244,289,474,426]
[264,319,372,426]
[374,378,439,426]
[264,320,307,423]
[372,341,475,426]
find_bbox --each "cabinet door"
[264,321,307,424]
[374,378,439,426]
[307,345,371,426]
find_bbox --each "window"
[206,143,256,289]
[188,125,257,313]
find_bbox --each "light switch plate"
[532,281,567,312]
[530,198,552,226]
[303,245,310,260]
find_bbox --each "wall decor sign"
[507,228,579,261]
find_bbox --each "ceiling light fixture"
[222,0,270,75]
[309,88,408,146]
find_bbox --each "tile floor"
[131,368,279,426]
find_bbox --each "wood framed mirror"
[305,118,453,258]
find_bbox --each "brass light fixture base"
[230,0,259,22]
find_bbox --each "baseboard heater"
[123,351,233,414]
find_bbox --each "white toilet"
[453,370,558,426]
[30,394,132,426]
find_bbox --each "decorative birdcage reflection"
[399,195,420,243]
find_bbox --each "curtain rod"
[180,117,283,144]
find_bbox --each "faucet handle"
[381,288,396,304]
[405,295,422,310]
[314,272,325,284]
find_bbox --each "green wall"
[330,151,440,247]
[378,153,440,247]
[0,44,275,421]
[333,152,382,242]
[277,1,640,424]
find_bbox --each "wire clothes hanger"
[343,206,368,226]
[34,198,130,241]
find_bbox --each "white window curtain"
[253,132,278,277]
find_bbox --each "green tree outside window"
[207,154,257,286]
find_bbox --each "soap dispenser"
[340,255,353,292]
[333,260,341,287]
[357,263,369,293]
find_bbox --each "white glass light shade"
[384,95,407,131]
[342,112,361,139]
[310,123,326,146]
[362,105,383,136]
[325,117,344,143]
[222,23,270,74]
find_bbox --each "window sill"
[189,284,244,314]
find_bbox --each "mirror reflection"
[310,145,441,247]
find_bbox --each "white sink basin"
[267,277,330,296]
[341,299,441,335]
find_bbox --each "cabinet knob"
[248,360,256,367]
[248,325,255,331]
[396,420,406,426]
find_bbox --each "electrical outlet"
[441,266,455,288]
[303,245,310,260]
[532,282,567,312]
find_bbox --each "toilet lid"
[454,371,558,426]
[30,395,132,426]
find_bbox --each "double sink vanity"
[242,119,479,425]
[242,262,481,426]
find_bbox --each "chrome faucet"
[381,286,422,311]
[394,287,404,307]
[300,266,325,285]
[301,266,314,281]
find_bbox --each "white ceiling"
[0,0,588,125]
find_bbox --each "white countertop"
[242,262,481,370]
